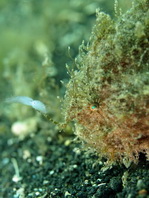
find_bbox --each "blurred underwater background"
[0,0,131,124]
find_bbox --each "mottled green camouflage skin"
[64,0,149,163]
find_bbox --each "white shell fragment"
[5,96,47,114]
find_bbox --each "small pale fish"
[5,96,47,114]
